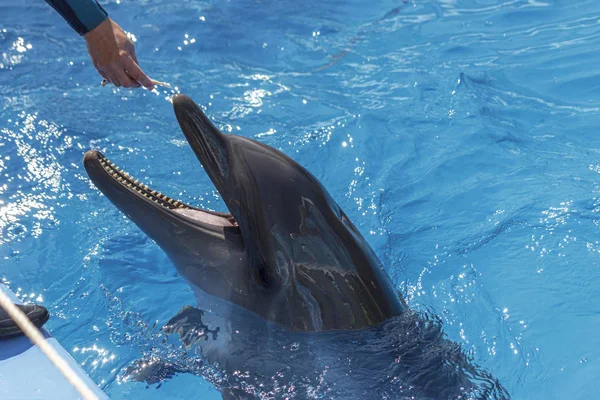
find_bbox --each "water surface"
[2,0,600,398]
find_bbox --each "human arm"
[43,0,154,89]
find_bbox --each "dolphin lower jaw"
[88,151,188,208]
[83,150,239,232]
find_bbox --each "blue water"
[2,0,600,398]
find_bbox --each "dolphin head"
[84,94,405,331]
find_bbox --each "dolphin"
[84,94,406,332]
[83,94,507,399]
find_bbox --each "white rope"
[0,289,100,400]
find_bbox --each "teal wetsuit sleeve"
[44,0,108,36]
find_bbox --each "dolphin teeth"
[95,155,187,210]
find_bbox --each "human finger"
[129,45,139,64]
[105,70,121,87]
[115,67,140,88]
[98,70,110,82]
[122,56,154,89]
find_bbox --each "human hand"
[84,17,154,90]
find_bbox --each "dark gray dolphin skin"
[83,94,406,332]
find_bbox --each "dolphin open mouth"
[83,149,239,228]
